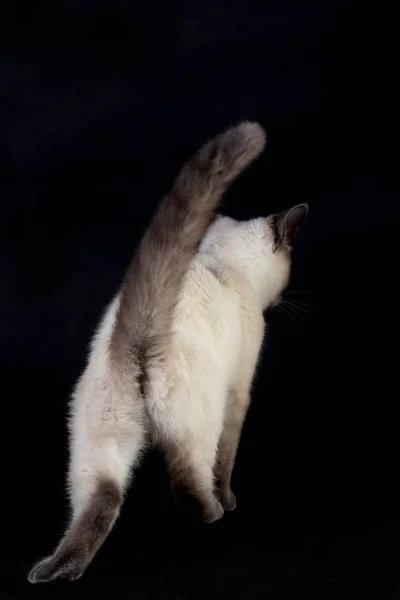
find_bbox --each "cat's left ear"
[274,203,309,250]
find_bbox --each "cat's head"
[200,204,308,309]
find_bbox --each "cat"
[28,121,267,584]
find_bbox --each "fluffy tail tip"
[216,121,267,174]
[234,121,267,152]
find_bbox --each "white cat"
[28,121,307,584]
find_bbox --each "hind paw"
[203,499,224,524]
[28,553,83,584]
[222,490,237,512]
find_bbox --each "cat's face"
[200,204,308,309]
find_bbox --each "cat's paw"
[216,485,237,511]
[28,556,54,584]
[28,553,83,584]
[222,490,237,512]
[203,499,224,524]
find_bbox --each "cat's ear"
[274,203,309,249]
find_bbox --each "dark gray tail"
[110,121,266,367]
[28,481,122,583]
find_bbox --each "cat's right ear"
[273,203,309,250]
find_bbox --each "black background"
[0,1,398,598]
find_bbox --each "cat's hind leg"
[28,387,147,584]
[214,388,250,511]
[152,376,226,524]
[168,441,224,524]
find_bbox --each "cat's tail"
[110,121,266,367]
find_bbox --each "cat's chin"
[270,294,282,308]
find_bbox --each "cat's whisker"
[283,299,311,314]
[284,309,303,330]
[287,302,309,320]
[280,303,303,330]
[287,299,313,310]
[283,299,310,324]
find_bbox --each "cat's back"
[178,256,239,334]
[170,256,242,374]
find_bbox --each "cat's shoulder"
[195,254,237,289]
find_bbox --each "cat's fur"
[28,122,267,584]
